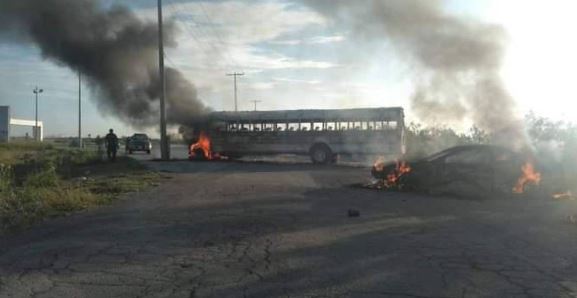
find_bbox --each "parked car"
[372,145,539,198]
[126,133,152,154]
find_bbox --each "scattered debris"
[552,191,574,200]
[348,209,360,217]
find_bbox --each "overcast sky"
[1,0,576,138]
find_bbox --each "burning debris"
[512,162,541,194]
[367,145,548,199]
[188,131,225,161]
[371,158,412,189]
[189,132,212,160]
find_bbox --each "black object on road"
[348,209,360,217]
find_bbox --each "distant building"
[0,106,43,142]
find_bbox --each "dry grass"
[0,144,160,233]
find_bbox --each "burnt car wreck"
[370,145,542,198]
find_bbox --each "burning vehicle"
[371,145,542,198]
[188,108,406,163]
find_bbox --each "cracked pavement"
[2,160,577,297]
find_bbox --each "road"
[2,158,577,297]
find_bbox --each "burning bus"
[189,107,405,164]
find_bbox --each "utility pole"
[250,100,261,111]
[158,0,169,160]
[78,71,82,148]
[226,72,244,112]
[33,86,43,141]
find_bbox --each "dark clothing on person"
[105,132,119,161]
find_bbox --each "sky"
[0,0,576,138]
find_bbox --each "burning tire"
[190,148,208,161]
[310,144,333,164]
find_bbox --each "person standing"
[104,129,119,161]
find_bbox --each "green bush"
[24,163,59,188]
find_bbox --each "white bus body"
[194,107,405,164]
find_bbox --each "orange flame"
[189,131,212,160]
[373,156,386,172]
[386,160,411,187]
[512,162,541,194]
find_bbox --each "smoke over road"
[302,0,523,145]
[0,0,208,128]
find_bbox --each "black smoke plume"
[302,0,524,146]
[0,0,209,128]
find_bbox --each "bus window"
[339,122,348,130]
[288,123,299,131]
[361,122,368,130]
[385,121,398,130]
[264,123,274,131]
[374,121,383,130]
[275,123,286,131]
[313,122,323,131]
[300,123,311,131]
[326,122,335,130]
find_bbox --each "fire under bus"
[189,107,406,164]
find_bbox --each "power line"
[198,1,241,71]
[163,52,177,68]
[162,0,255,112]
[164,0,236,71]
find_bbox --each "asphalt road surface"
[2,159,577,297]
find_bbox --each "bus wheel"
[310,144,332,164]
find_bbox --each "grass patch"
[0,144,160,233]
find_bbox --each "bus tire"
[310,144,332,164]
